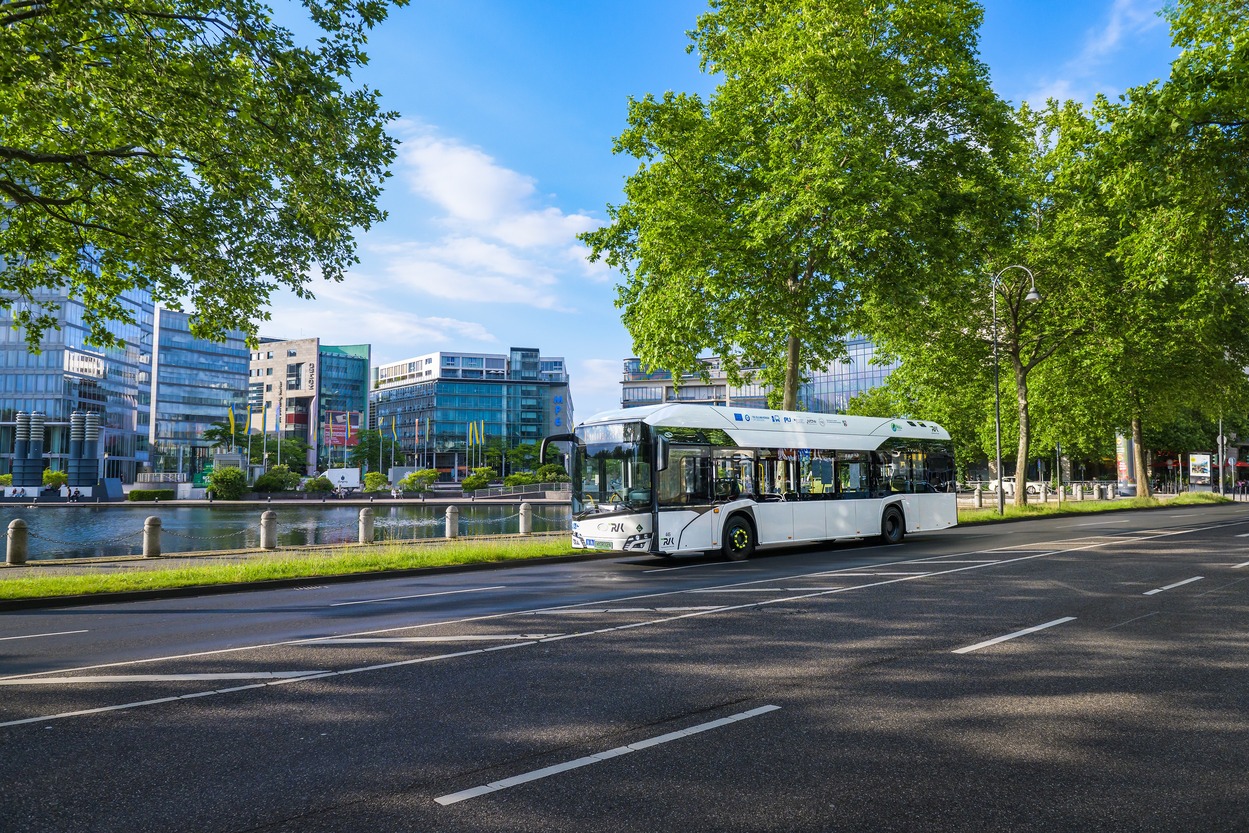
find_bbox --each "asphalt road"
[1,505,1247,832]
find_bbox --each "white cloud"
[400,134,535,223]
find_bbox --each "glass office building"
[147,308,250,481]
[0,288,153,482]
[620,337,899,414]
[370,347,571,479]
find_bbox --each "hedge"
[128,489,176,502]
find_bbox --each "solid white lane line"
[434,705,782,806]
[1075,520,1130,526]
[838,572,933,577]
[687,588,843,593]
[1234,561,1249,569]
[1143,576,1204,595]
[0,671,325,685]
[912,560,1000,564]
[0,630,88,642]
[330,585,507,607]
[952,617,1077,655]
[1234,534,1249,538]
[313,635,560,644]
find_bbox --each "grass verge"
[0,537,580,601]
[957,490,1231,524]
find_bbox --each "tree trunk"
[782,332,800,411]
[1013,363,1030,507]
[1131,415,1151,499]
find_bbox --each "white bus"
[542,403,958,560]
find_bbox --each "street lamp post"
[991,265,1042,515]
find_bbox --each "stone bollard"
[1057,484,1064,504]
[359,507,374,545]
[445,505,459,539]
[1076,484,1084,502]
[260,510,277,550]
[7,519,28,565]
[1041,484,1048,504]
[143,516,162,558]
[519,502,533,536]
[974,489,983,509]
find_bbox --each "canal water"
[0,503,571,561]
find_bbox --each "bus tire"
[880,505,905,545]
[722,515,755,561]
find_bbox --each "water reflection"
[0,503,571,561]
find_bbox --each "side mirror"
[655,436,670,472]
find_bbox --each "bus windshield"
[572,421,653,516]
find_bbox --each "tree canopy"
[582,0,1013,408]
[0,0,406,348]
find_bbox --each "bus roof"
[578,403,950,451]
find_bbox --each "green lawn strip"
[0,538,580,601]
[958,491,1230,524]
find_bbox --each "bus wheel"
[881,506,905,545]
[723,516,755,561]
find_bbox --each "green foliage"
[42,469,68,489]
[201,420,237,452]
[0,474,11,486]
[128,489,175,502]
[0,0,407,350]
[398,469,438,493]
[460,467,496,492]
[363,471,389,492]
[348,430,382,470]
[582,0,1012,408]
[302,476,334,494]
[250,436,311,474]
[206,466,248,500]
[503,472,539,487]
[536,463,570,483]
[253,464,301,493]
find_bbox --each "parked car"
[987,476,1044,495]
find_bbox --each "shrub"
[206,466,248,500]
[128,489,176,501]
[398,469,438,493]
[0,474,10,486]
[536,463,569,482]
[363,471,389,492]
[503,472,538,487]
[303,475,334,493]
[461,466,496,492]
[43,469,69,490]
[254,464,301,493]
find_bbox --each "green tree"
[363,471,389,492]
[461,466,496,493]
[536,463,569,483]
[206,466,248,500]
[252,464,300,492]
[250,435,310,474]
[201,420,238,452]
[1071,0,1249,497]
[397,468,437,494]
[582,0,1012,408]
[0,0,406,350]
[341,427,403,474]
[42,468,67,490]
[866,101,1115,506]
[302,475,334,494]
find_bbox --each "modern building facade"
[247,338,370,472]
[370,347,571,478]
[0,288,154,482]
[620,337,900,414]
[147,308,250,482]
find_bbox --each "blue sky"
[262,0,1181,421]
